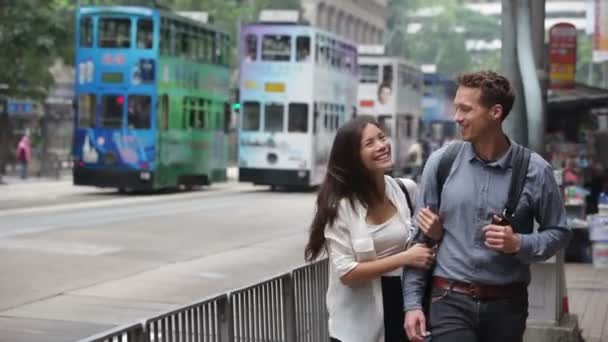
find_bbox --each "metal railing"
[77,322,146,342]
[78,259,329,342]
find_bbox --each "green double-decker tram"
[74,3,231,191]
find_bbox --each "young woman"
[305,116,435,342]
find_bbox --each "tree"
[387,0,501,77]
[0,0,73,180]
[0,0,74,101]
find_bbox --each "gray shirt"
[403,140,571,311]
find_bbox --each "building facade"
[301,0,389,44]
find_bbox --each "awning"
[547,83,608,109]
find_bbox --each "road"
[0,179,316,342]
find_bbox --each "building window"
[242,101,260,131]
[78,94,96,127]
[98,18,131,48]
[288,103,308,133]
[127,95,151,129]
[79,17,93,47]
[101,95,124,128]
[262,35,291,61]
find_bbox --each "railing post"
[284,274,297,342]
[219,294,233,342]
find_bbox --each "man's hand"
[404,309,429,342]
[416,207,443,241]
[482,215,521,253]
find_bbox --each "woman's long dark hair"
[305,116,385,262]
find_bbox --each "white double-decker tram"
[238,10,358,188]
[357,45,423,175]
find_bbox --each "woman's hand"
[416,207,443,241]
[403,243,434,269]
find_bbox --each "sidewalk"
[566,263,608,342]
[0,174,71,186]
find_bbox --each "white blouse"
[324,176,417,342]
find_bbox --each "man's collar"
[465,137,515,169]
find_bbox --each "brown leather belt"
[432,276,526,300]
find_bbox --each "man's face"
[453,86,500,143]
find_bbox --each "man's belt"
[432,276,526,300]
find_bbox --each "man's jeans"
[428,286,528,342]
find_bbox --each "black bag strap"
[395,178,414,218]
[436,142,464,209]
[504,144,531,221]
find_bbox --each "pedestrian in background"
[403,71,571,342]
[16,133,31,180]
[305,116,435,342]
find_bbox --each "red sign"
[549,23,577,89]
[102,53,126,65]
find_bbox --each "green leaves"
[0,1,73,100]
[387,0,501,76]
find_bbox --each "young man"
[403,71,571,342]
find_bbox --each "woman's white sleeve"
[324,213,358,277]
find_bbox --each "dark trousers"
[428,286,528,342]
[331,276,408,342]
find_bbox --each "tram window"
[382,64,394,85]
[406,115,413,138]
[378,115,393,137]
[224,35,231,66]
[160,94,169,130]
[315,37,320,63]
[296,36,310,62]
[313,103,319,134]
[79,17,93,47]
[359,64,379,83]
[242,101,260,131]
[262,35,291,61]
[137,19,154,49]
[196,31,204,61]
[160,22,170,54]
[264,103,284,132]
[288,103,308,133]
[214,34,222,64]
[78,94,96,128]
[127,95,151,129]
[101,95,124,128]
[99,18,131,48]
[223,102,232,133]
[189,108,198,128]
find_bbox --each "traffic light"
[232,102,241,111]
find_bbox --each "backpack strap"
[395,178,414,218]
[436,142,464,208]
[504,144,531,221]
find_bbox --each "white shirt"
[324,176,417,342]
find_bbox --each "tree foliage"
[387,0,501,77]
[0,0,74,101]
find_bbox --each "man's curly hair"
[457,71,515,121]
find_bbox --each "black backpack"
[397,141,531,313]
